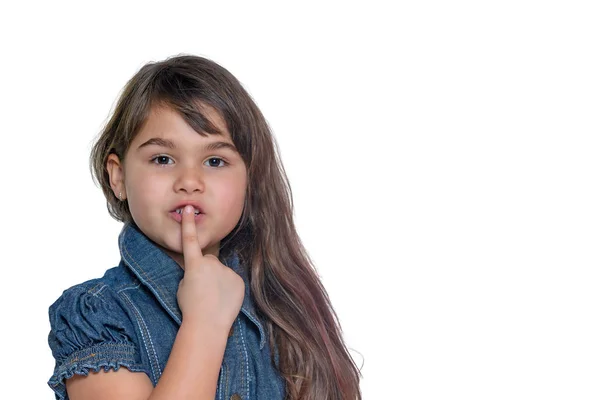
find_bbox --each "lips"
[174,207,202,215]
[169,208,205,223]
[170,201,204,214]
[169,201,205,223]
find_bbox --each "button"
[228,325,234,337]
[230,394,241,400]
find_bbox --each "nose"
[174,165,205,194]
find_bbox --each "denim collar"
[118,221,266,349]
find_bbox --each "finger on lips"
[182,205,203,261]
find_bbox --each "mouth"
[173,207,203,216]
[169,208,205,223]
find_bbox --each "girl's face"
[106,105,247,267]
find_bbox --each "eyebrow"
[136,137,239,154]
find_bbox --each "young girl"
[47,55,362,400]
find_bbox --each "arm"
[66,321,229,400]
[149,320,228,399]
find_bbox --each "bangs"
[148,67,227,138]
[151,98,225,138]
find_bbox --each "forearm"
[147,320,228,400]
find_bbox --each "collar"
[118,221,266,349]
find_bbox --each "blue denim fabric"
[47,222,286,400]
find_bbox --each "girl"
[47,55,362,400]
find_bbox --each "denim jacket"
[47,222,286,400]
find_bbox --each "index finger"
[181,205,203,267]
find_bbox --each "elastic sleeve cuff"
[48,342,149,400]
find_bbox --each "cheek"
[214,179,246,216]
[127,172,169,211]
[219,187,245,211]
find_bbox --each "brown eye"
[205,157,227,168]
[151,155,173,165]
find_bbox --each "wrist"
[180,317,231,340]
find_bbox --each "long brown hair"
[89,54,362,399]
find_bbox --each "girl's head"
[90,55,281,264]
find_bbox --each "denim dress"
[47,222,286,400]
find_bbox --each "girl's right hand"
[176,205,245,333]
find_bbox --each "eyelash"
[150,155,228,168]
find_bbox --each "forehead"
[134,103,231,143]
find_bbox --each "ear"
[106,153,127,200]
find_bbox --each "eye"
[205,157,228,168]
[150,155,174,165]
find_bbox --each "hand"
[176,205,245,333]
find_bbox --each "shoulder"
[48,268,138,344]
[49,276,115,313]
[47,274,149,399]
[48,264,139,326]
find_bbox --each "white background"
[1,1,599,398]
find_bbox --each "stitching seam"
[120,292,162,383]
[237,317,250,399]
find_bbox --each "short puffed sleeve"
[47,283,149,400]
